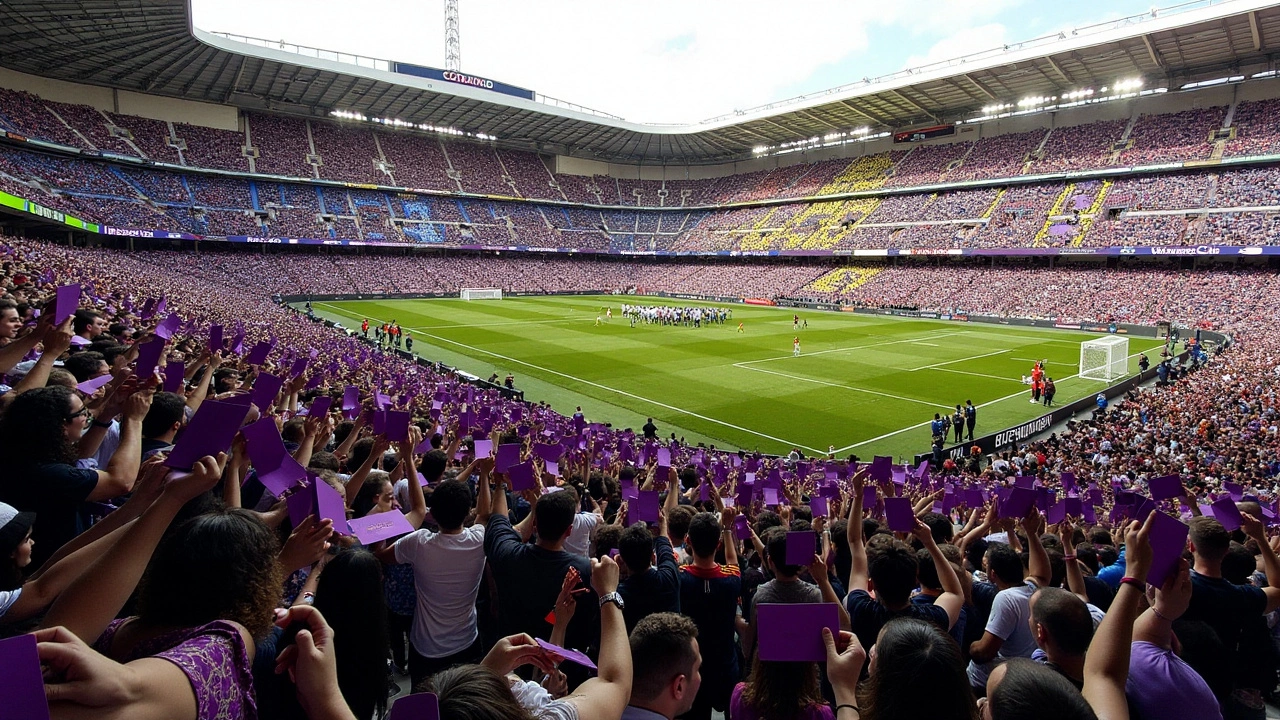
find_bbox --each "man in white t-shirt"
[379,476,491,688]
[967,513,1051,693]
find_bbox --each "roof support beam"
[1042,56,1075,86]
[962,73,998,100]
[1249,10,1264,51]
[795,109,844,132]
[223,56,247,104]
[838,100,894,128]
[888,89,937,123]
[1142,34,1165,69]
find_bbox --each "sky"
[192,0,1165,124]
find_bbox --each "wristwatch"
[598,591,625,610]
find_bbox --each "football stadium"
[0,0,1279,718]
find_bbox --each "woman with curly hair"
[38,453,284,719]
[0,383,150,568]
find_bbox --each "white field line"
[1012,357,1071,365]
[912,342,939,347]
[930,367,1026,383]
[733,331,968,367]
[316,302,581,331]
[829,347,1151,453]
[908,348,1010,371]
[415,330,828,454]
[735,364,954,410]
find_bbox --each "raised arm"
[88,388,153,500]
[847,470,869,593]
[400,427,429,528]
[1059,518,1090,602]
[721,506,739,566]
[1082,512,1152,720]
[40,454,227,642]
[474,458,494,525]
[912,517,963,630]
[563,556,631,719]
[1021,507,1051,587]
[1242,513,1280,591]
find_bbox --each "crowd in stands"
[1,232,1279,720]
[2,86,1274,210]
[9,90,1280,253]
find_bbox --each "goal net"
[460,287,503,301]
[1079,336,1129,382]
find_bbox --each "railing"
[210,33,391,72]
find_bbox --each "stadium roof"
[1,0,1279,163]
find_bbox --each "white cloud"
[902,23,1012,70]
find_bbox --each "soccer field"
[308,295,1164,460]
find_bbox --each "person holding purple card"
[967,508,1052,692]
[1177,513,1280,715]
[744,525,850,661]
[426,555,633,720]
[484,466,596,661]
[376,463,492,688]
[617,481,681,633]
[35,454,280,720]
[0,383,153,569]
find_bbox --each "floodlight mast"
[445,0,461,71]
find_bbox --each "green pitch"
[308,295,1165,460]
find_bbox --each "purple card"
[241,416,307,496]
[162,360,185,393]
[535,442,562,463]
[154,313,182,340]
[371,410,386,435]
[870,455,892,482]
[1000,487,1038,519]
[735,514,752,540]
[536,639,597,671]
[1065,497,1083,517]
[250,372,284,411]
[1149,475,1182,501]
[244,340,275,366]
[757,602,840,662]
[495,443,522,472]
[810,497,829,518]
[134,337,165,380]
[1046,500,1067,526]
[1211,498,1243,532]
[346,509,415,543]
[209,324,223,352]
[474,438,494,458]
[388,692,440,720]
[632,490,660,524]
[1224,482,1244,502]
[1147,511,1189,588]
[342,385,359,411]
[762,487,780,507]
[384,410,411,443]
[165,400,249,471]
[75,374,113,394]
[315,476,349,532]
[656,447,671,467]
[506,461,536,491]
[1060,472,1077,490]
[54,283,79,324]
[863,485,878,508]
[785,531,817,566]
[884,497,915,532]
[309,396,332,418]
[0,633,51,720]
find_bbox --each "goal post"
[1079,336,1129,382]
[460,287,503,301]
